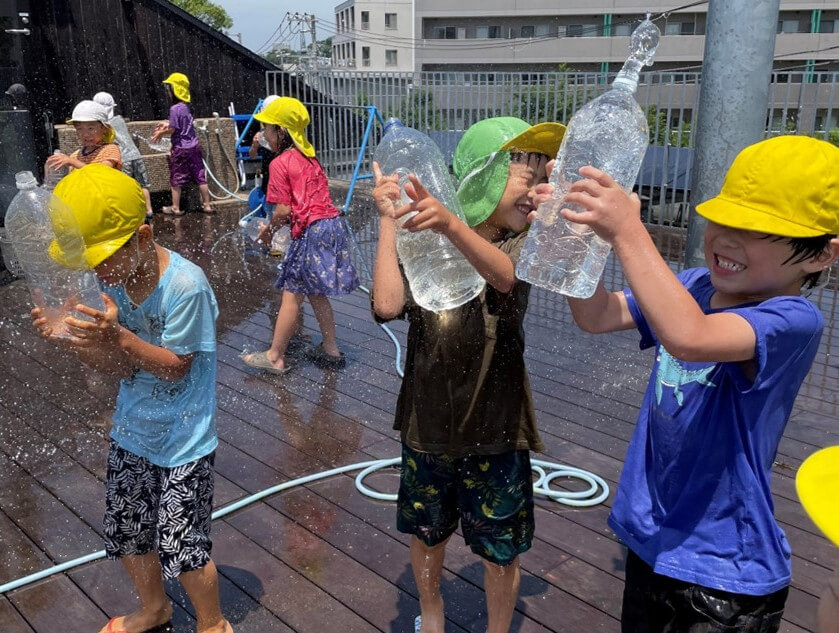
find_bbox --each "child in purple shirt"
[151,72,213,215]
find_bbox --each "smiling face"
[74,121,107,148]
[481,152,549,236]
[703,221,833,305]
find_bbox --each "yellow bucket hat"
[162,72,191,103]
[796,446,839,546]
[49,164,146,269]
[254,96,316,158]
[696,136,839,238]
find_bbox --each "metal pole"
[683,0,780,268]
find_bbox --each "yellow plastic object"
[796,445,839,546]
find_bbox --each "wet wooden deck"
[0,204,836,633]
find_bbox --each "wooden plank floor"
[0,204,836,633]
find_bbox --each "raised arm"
[561,166,756,362]
[371,163,406,319]
[398,175,517,293]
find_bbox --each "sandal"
[200,203,215,214]
[305,343,346,368]
[161,206,184,216]
[102,618,174,633]
[241,350,293,375]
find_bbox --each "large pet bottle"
[516,17,660,298]
[373,118,485,312]
[2,172,104,338]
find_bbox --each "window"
[665,22,680,35]
[777,19,800,34]
[385,49,398,66]
[819,20,835,34]
[521,25,535,38]
[567,24,584,37]
[362,46,370,66]
[488,25,502,38]
[433,26,457,39]
[556,25,567,36]
[476,26,488,38]
[614,23,631,36]
[535,24,550,37]
[361,11,369,29]
[385,13,397,29]
[680,22,695,35]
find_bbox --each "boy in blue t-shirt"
[31,165,232,633]
[531,136,839,631]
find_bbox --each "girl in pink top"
[243,98,359,374]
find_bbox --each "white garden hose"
[0,456,608,595]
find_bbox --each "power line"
[322,2,709,52]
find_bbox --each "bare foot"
[99,604,172,633]
[198,619,233,633]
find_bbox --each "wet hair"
[508,150,550,165]
[266,124,294,155]
[766,233,836,289]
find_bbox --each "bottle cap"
[15,171,38,190]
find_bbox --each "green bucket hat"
[453,117,566,227]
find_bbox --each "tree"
[510,66,583,125]
[170,0,232,32]
[396,88,445,131]
[646,105,668,146]
[264,47,301,67]
[317,38,333,58]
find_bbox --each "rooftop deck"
[0,202,836,633]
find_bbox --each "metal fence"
[276,69,838,382]
[268,69,839,227]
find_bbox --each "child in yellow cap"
[45,100,122,175]
[151,72,213,215]
[30,164,232,633]
[371,116,565,633]
[242,97,360,373]
[535,136,839,632]
[797,447,839,633]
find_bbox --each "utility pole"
[310,14,318,72]
[683,0,780,268]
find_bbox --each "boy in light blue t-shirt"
[31,164,232,633]
[530,136,839,632]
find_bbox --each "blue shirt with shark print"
[609,267,823,595]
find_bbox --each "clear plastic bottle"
[516,17,661,298]
[43,150,69,190]
[2,172,104,338]
[373,118,485,312]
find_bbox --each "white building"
[332,0,414,72]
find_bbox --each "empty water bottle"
[1,171,104,338]
[373,118,485,312]
[43,150,69,190]
[516,17,660,298]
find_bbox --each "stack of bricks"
[56,117,243,212]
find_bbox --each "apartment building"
[332,0,414,71]
[414,1,839,75]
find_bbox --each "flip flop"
[200,204,215,214]
[306,343,346,368]
[102,617,174,633]
[161,206,185,216]
[242,350,293,375]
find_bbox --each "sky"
[214,0,337,54]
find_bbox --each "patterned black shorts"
[103,441,215,579]
[123,158,151,189]
[396,444,534,566]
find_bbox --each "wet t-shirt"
[106,251,219,467]
[611,267,823,594]
[266,149,339,239]
[70,143,122,170]
[377,231,543,457]
[169,102,199,150]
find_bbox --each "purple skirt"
[275,216,360,296]
[169,144,206,187]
